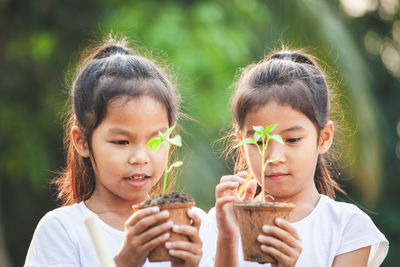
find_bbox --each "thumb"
[242,179,257,202]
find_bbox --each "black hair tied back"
[270,51,316,66]
[94,45,130,59]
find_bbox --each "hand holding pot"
[114,206,172,267]
[257,218,302,267]
[215,172,257,241]
[168,209,202,267]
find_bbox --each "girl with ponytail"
[208,50,388,266]
[25,36,208,267]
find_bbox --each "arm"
[214,173,257,267]
[332,246,371,267]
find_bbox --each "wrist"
[217,232,239,245]
[114,253,139,267]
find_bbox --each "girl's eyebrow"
[108,126,169,136]
[280,125,305,133]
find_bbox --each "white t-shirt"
[207,195,389,267]
[25,202,213,267]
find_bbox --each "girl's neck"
[264,185,320,223]
[84,190,148,231]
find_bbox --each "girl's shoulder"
[37,202,88,226]
[318,194,368,218]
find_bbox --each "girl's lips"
[124,174,150,188]
[266,173,289,180]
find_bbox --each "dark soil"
[143,191,194,206]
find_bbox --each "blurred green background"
[1,0,399,266]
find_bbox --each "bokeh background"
[1,0,399,266]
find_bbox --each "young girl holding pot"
[208,50,388,266]
[25,36,210,267]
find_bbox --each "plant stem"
[162,143,170,197]
[261,135,266,203]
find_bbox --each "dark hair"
[231,49,344,198]
[53,36,180,205]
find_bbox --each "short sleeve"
[336,208,388,267]
[24,213,80,267]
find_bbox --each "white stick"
[84,215,116,267]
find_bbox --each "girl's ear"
[318,120,334,155]
[236,132,247,159]
[71,126,90,158]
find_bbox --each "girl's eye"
[286,137,301,144]
[112,140,129,145]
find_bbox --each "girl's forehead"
[242,102,313,131]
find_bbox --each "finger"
[275,218,301,241]
[172,224,201,244]
[168,249,201,263]
[236,171,248,178]
[262,224,300,249]
[242,179,257,202]
[166,240,202,255]
[215,196,236,211]
[260,244,293,265]
[187,209,201,230]
[216,182,241,198]
[127,210,170,235]
[134,220,173,244]
[140,232,171,252]
[126,206,160,226]
[220,174,246,183]
[257,234,294,258]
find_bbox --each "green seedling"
[234,124,284,203]
[145,125,183,197]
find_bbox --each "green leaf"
[145,137,162,152]
[264,124,278,135]
[269,134,284,144]
[169,135,182,147]
[158,131,165,142]
[254,131,263,143]
[234,138,257,148]
[253,125,264,134]
[164,124,175,138]
[167,161,183,173]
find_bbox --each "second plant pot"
[134,192,194,262]
[233,202,295,263]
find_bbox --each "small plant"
[234,124,284,203]
[145,125,183,197]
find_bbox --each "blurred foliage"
[0,0,399,266]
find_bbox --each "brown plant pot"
[134,201,194,262]
[233,202,295,263]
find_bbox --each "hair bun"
[270,51,316,66]
[94,45,130,59]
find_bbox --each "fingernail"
[173,225,179,231]
[165,242,171,248]
[262,225,269,232]
[276,218,282,224]
[163,233,170,238]
[152,206,159,212]
[257,235,263,242]
[161,210,169,216]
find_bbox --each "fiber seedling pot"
[134,192,194,262]
[233,202,295,263]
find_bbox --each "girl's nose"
[128,147,149,165]
[265,141,286,165]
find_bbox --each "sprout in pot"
[135,125,194,262]
[234,124,295,263]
